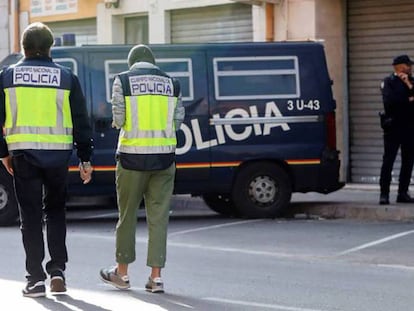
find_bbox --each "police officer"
[379,54,414,204]
[0,22,93,297]
[100,44,184,293]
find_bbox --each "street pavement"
[0,184,414,311]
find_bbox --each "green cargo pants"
[115,162,175,268]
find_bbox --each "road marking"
[69,231,321,261]
[163,298,194,309]
[169,219,264,237]
[337,229,414,256]
[167,241,319,260]
[376,263,414,271]
[204,297,328,311]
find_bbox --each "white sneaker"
[145,277,164,293]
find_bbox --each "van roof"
[52,41,325,52]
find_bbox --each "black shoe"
[22,280,46,298]
[50,270,66,295]
[379,194,389,205]
[396,193,414,203]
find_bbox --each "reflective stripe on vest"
[4,86,73,151]
[118,94,177,154]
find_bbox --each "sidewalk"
[171,184,414,222]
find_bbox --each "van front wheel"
[232,163,292,218]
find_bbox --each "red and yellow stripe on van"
[68,159,320,172]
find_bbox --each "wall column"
[315,0,347,181]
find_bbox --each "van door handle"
[95,118,112,131]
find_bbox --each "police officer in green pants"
[100,44,184,293]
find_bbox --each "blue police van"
[0,41,344,224]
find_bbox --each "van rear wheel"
[232,162,292,218]
[202,193,236,216]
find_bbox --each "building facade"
[2,0,414,185]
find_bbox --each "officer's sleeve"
[0,70,9,158]
[381,77,398,115]
[69,74,93,162]
[172,78,185,130]
[111,76,125,129]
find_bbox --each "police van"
[0,41,344,224]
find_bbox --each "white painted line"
[76,212,118,219]
[169,219,264,237]
[204,297,328,311]
[376,263,414,271]
[163,298,194,309]
[167,241,317,260]
[337,229,414,256]
[69,232,319,260]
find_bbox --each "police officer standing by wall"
[0,22,93,297]
[379,54,414,205]
[100,44,184,293]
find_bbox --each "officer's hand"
[1,156,13,176]
[397,72,413,88]
[79,162,93,184]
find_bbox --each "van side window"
[157,59,194,101]
[105,60,128,103]
[213,56,300,100]
[55,58,78,74]
[104,58,194,103]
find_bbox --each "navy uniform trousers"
[379,128,414,195]
[12,154,68,282]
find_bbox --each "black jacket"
[381,73,414,130]
[0,56,93,167]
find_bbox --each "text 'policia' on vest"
[2,60,74,151]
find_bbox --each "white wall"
[274,0,316,41]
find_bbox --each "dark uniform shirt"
[0,56,93,167]
[381,73,414,131]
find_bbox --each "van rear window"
[213,56,300,100]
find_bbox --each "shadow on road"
[32,294,112,311]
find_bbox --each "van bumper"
[291,149,344,194]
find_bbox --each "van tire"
[0,167,18,226]
[232,162,292,218]
[202,193,236,216]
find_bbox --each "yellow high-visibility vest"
[118,93,177,154]
[4,86,73,151]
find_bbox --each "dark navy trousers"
[12,154,68,282]
[380,128,414,195]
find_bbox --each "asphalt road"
[1,203,414,311]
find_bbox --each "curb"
[171,190,414,222]
[290,202,414,222]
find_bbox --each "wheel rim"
[0,185,9,211]
[248,175,277,206]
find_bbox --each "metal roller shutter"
[171,3,252,43]
[348,0,414,183]
[47,18,97,46]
